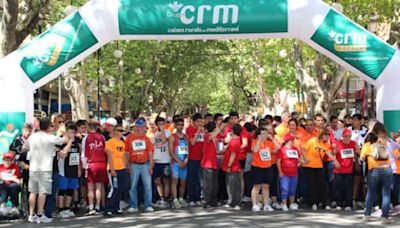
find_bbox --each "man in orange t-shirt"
[125,117,154,213]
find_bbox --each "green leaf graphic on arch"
[19,12,98,83]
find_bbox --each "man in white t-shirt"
[25,117,69,223]
[152,117,171,208]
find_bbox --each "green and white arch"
[1,0,399,152]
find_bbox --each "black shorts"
[251,166,272,185]
[239,160,246,170]
[153,163,171,179]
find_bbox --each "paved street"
[1,206,399,228]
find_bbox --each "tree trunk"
[64,69,89,120]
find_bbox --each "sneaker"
[127,207,138,213]
[145,207,154,212]
[282,204,289,212]
[381,218,392,224]
[10,207,19,216]
[189,201,196,207]
[361,215,371,222]
[356,201,364,208]
[173,199,182,209]
[159,200,168,209]
[37,215,53,223]
[335,206,342,211]
[195,201,202,206]
[233,205,241,211]
[272,202,282,210]
[330,201,337,208]
[344,206,352,212]
[104,211,113,217]
[222,204,231,208]
[242,196,251,203]
[325,205,332,210]
[289,204,298,211]
[65,209,75,217]
[59,210,72,219]
[179,199,189,208]
[263,204,274,212]
[312,204,318,211]
[252,204,261,212]
[392,205,400,215]
[28,215,38,223]
[88,209,97,215]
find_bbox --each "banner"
[311,10,395,80]
[0,112,25,163]
[118,0,288,35]
[19,12,98,83]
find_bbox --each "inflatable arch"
[1,0,400,150]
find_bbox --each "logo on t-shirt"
[89,140,103,150]
[286,150,299,159]
[341,148,354,159]
[197,133,204,142]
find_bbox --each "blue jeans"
[44,173,59,218]
[129,163,152,209]
[280,176,298,201]
[392,174,400,206]
[324,161,335,202]
[365,167,392,218]
[187,160,201,202]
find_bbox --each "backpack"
[370,143,388,161]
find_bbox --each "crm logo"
[328,30,367,52]
[167,1,239,25]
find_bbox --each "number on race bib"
[178,146,188,155]
[341,148,354,159]
[69,153,80,166]
[260,149,271,161]
[286,150,299,159]
[133,140,146,150]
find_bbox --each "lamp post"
[368,16,379,118]
[96,49,103,120]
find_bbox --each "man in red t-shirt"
[222,124,242,210]
[125,117,154,213]
[82,121,107,215]
[201,122,223,208]
[333,128,359,211]
[186,113,204,205]
[0,152,21,215]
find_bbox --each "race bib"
[69,153,80,166]
[178,146,188,155]
[341,148,354,159]
[217,142,224,152]
[133,140,146,150]
[0,170,15,180]
[260,149,271,161]
[286,150,299,159]
[155,145,167,153]
[197,133,204,142]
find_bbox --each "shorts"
[171,163,187,180]
[58,175,80,190]
[239,160,246,170]
[86,164,108,184]
[29,171,53,194]
[251,166,272,185]
[154,163,171,179]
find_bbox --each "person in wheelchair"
[0,152,22,216]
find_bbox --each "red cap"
[343,128,352,136]
[284,134,296,143]
[2,152,14,160]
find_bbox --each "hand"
[180,161,188,168]
[14,179,22,185]
[128,166,132,174]
[78,169,82,178]
[149,167,154,176]
[227,167,231,173]
[111,170,117,177]
[334,160,341,169]
[331,143,337,149]
[24,164,29,170]
[278,171,284,177]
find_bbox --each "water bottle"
[112,176,118,188]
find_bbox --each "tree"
[0,0,51,57]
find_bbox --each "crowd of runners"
[1,111,399,224]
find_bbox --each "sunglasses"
[116,129,125,132]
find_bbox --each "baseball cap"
[135,117,146,127]
[343,128,352,136]
[104,118,118,127]
[3,152,14,160]
[284,134,296,143]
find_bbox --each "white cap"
[105,117,118,126]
